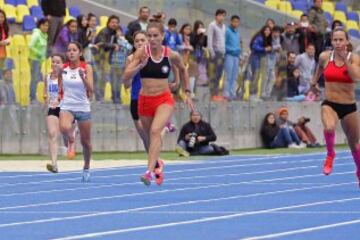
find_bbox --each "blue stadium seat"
[256,0,265,3]
[349,29,360,39]
[324,11,333,24]
[5,0,16,6]
[347,12,359,22]
[17,0,26,5]
[30,5,44,20]
[292,2,307,12]
[22,15,36,31]
[335,2,347,14]
[69,6,80,18]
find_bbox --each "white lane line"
[0,164,323,197]
[0,167,352,212]
[0,150,341,180]
[80,0,137,19]
[0,177,354,228]
[242,219,360,240]
[0,156,335,188]
[51,196,360,240]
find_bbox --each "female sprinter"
[59,42,93,182]
[311,27,360,187]
[124,22,194,186]
[44,53,65,173]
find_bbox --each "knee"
[81,139,92,150]
[48,131,57,140]
[150,127,162,138]
[59,124,71,134]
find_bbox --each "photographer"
[175,111,217,157]
[294,116,321,148]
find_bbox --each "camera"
[304,117,310,123]
[188,132,197,148]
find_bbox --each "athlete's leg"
[59,111,76,159]
[46,115,60,172]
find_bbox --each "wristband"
[184,89,191,94]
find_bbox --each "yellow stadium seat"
[322,2,335,15]
[4,4,16,22]
[0,0,4,9]
[104,81,112,103]
[36,81,45,103]
[16,4,30,23]
[277,1,292,13]
[99,16,108,27]
[121,86,130,106]
[65,8,69,17]
[25,34,32,46]
[291,10,304,19]
[5,45,11,58]
[264,0,278,10]
[347,20,359,30]
[63,15,75,24]
[96,26,104,34]
[41,57,52,76]
[333,11,347,24]
[26,0,38,7]
[11,34,26,46]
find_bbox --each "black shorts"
[130,100,139,120]
[321,100,357,119]
[47,107,60,118]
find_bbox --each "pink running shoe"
[155,160,165,186]
[323,154,335,175]
[140,171,152,186]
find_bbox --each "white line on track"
[242,219,360,240]
[0,156,351,189]
[0,175,355,228]
[51,196,360,240]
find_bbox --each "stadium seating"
[99,16,108,27]
[324,11,333,23]
[17,0,27,5]
[322,2,335,15]
[63,15,75,24]
[347,11,359,22]
[277,1,292,13]
[347,20,359,30]
[0,0,4,9]
[349,29,360,38]
[69,6,80,18]
[16,4,30,23]
[30,5,44,21]
[26,0,38,8]
[291,2,307,12]
[335,2,347,14]
[22,15,36,31]
[264,0,278,10]
[4,4,16,23]
[5,0,16,6]
[333,11,347,24]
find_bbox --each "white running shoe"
[82,169,91,182]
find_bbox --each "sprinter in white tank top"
[59,42,94,182]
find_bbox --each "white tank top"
[46,74,60,108]
[60,62,90,112]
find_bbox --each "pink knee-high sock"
[324,130,335,157]
[351,144,360,175]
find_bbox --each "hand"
[310,83,321,95]
[114,44,120,51]
[197,136,206,142]
[185,133,192,141]
[78,69,86,83]
[337,46,348,62]
[139,52,149,69]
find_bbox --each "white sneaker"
[298,142,307,148]
[82,169,91,182]
[288,143,300,149]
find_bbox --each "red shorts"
[138,91,175,117]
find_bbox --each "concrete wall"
[0,100,349,154]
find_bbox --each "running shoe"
[67,130,76,160]
[82,169,91,182]
[323,153,335,175]
[175,145,190,157]
[154,159,164,186]
[140,171,152,186]
[46,164,58,173]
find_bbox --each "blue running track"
[0,151,359,240]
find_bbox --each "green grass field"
[0,145,348,161]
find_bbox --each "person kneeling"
[175,111,219,157]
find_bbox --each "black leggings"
[321,100,357,119]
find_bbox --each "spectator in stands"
[208,9,227,101]
[54,19,78,54]
[244,25,271,101]
[125,6,150,44]
[190,20,208,86]
[286,67,300,99]
[94,15,120,101]
[272,49,289,101]
[152,12,167,26]
[77,14,90,49]
[308,0,328,60]
[0,65,15,105]
[260,112,304,149]
[297,14,317,54]
[0,9,10,71]
[110,27,132,104]
[83,13,98,63]
[324,20,343,50]
[179,23,196,98]
[265,18,276,30]
[41,0,66,55]
[163,18,182,51]
[175,111,217,157]
[294,116,321,148]
[282,21,300,55]
[223,15,241,101]
[29,18,49,103]
[294,43,316,94]
[262,25,282,100]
